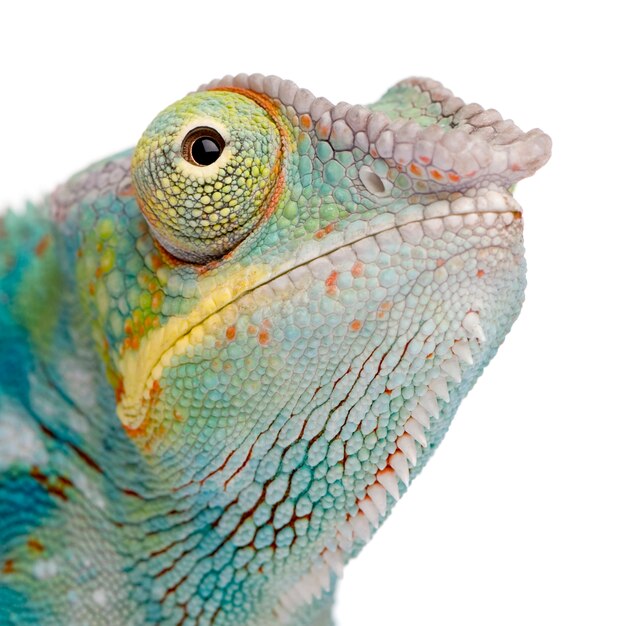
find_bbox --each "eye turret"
[131,90,283,263]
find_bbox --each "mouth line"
[117,197,521,431]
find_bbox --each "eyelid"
[173,118,232,180]
[176,118,231,150]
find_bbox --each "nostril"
[359,167,391,197]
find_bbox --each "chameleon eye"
[182,127,225,167]
[131,90,284,263]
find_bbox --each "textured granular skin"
[0,74,550,626]
[133,90,284,262]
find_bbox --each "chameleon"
[0,73,550,625]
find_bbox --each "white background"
[1,1,624,624]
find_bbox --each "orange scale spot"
[448,172,460,183]
[115,378,125,403]
[258,330,270,345]
[226,326,236,341]
[96,243,103,253]
[29,466,47,485]
[248,325,258,336]
[430,169,443,181]
[315,223,335,239]
[350,320,362,332]
[118,183,135,197]
[262,318,272,328]
[88,282,95,296]
[384,388,392,395]
[476,269,485,278]
[426,352,434,359]
[27,539,44,554]
[511,163,521,172]
[325,271,338,295]
[34,234,51,256]
[151,291,163,311]
[47,483,69,501]
[95,267,103,279]
[150,254,163,270]
[466,170,476,177]
[57,476,73,488]
[124,415,149,440]
[370,148,379,158]
[300,114,312,130]
[351,261,364,277]
[436,258,445,267]
[409,163,423,177]
[418,155,431,164]
[2,559,15,574]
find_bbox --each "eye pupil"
[192,137,221,166]
[182,127,225,167]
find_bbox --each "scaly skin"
[0,74,550,625]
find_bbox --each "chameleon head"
[83,75,550,623]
